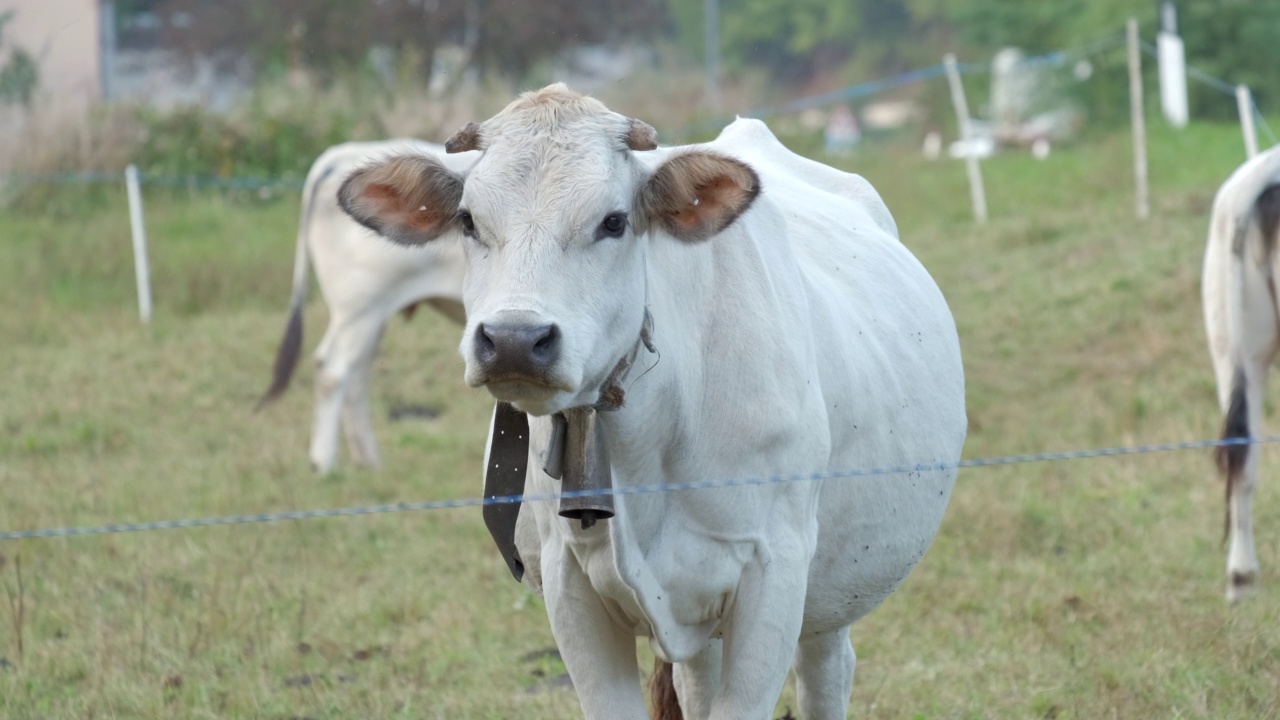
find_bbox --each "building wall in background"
[0,0,102,109]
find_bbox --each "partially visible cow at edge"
[258,140,475,473]
[336,85,967,720]
[1204,144,1280,603]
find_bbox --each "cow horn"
[625,119,658,151]
[445,121,482,153]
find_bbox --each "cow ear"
[337,154,464,245]
[637,151,760,243]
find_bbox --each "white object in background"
[125,164,153,323]
[824,105,861,155]
[947,136,996,160]
[1031,138,1051,160]
[1237,85,1259,159]
[1157,34,1188,127]
[922,131,942,160]
[1156,1,1188,128]
[944,53,988,223]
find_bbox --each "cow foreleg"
[341,323,387,468]
[793,627,855,720]
[672,637,723,720]
[544,550,649,720]
[709,553,807,720]
[310,353,347,474]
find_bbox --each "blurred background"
[2,3,1280,718]
[1,0,1277,185]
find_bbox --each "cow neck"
[482,307,658,582]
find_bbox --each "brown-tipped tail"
[1214,370,1248,541]
[255,303,304,411]
[648,658,682,720]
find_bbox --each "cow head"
[338,84,759,415]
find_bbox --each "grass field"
[1,119,1278,719]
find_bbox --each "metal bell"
[557,407,615,529]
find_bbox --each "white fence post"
[1236,85,1259,159]
[1156,0,1187,128]
[943,53,988,224]
[1127,19,1150,220]
[125,164,153,324]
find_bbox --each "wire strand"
[2,434,1271,542]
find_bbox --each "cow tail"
[647,658,682,720]
[256,164,331,410]
[1214,370,1248,541]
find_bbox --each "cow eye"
[598,212,628,239]
[457,209,476,236]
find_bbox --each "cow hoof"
[1226,570,1257,604]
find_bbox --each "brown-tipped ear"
[637,151,760,242]
[445,122,482,153]
[337,154,463,246]
[625,119,658,151]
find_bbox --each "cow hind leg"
[1219,365,1265,603]
[792,628,855,720]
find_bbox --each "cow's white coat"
[341,87,966,719]
[1202,144,1280,603]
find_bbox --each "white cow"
[337,85,967,720]
[1202,144,1280,603]
[258,140,475,473]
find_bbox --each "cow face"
[338,85,759,415]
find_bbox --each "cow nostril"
[533,325,559,355]
[475,323,497,356]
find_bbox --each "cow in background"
[258,140,475,473]
[1203,144,1280,603]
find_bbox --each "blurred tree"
[119,0,1280,122]
[940,0,1280,120]
[668,0,945,81]
[670,0,852,79]
[473,0,666,76]
[146,0,665,84]
[0,10,38,107]
[1177,0,1280,119]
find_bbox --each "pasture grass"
[1,118,1278,718]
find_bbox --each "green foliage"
[944,0,1280,121]
[667,0,1278,126]
[144,0,666,82]
[946,0,1145,53]
[0,10,39,106]
[668,0,916,79]
[1178,0,1280,119]
[131,104,356,182]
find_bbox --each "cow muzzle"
[470,313,564,391]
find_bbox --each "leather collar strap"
[595,308,656,411]
[483,401,530,582]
